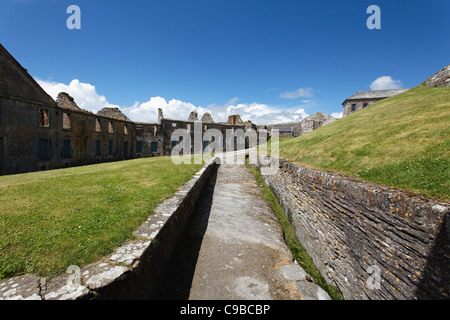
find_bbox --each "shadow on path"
[153,164,219,300]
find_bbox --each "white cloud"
[36,78,120,113]
[370,76,403,90]
[123,97,210,123]
[331,112,343,119]
[280,87,314,99]
[35,78,310,125]
[222,102,309,125]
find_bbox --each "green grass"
[246,161,343,300]
[266,86,450,201]
[0,157,203,280]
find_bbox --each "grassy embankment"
[0,157,203,280]
[266,86,450,201]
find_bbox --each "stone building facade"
[342,89,409,117]
[270,126,293,137]
[0,44,248,176]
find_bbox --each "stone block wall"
[258,157,449,300]
[0,158,218,300]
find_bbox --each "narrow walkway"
[155,161,330,300]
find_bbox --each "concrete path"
[156,162,330,300]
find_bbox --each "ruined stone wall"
[300,113,336,135]
[161,119,246,156]
[135,123,162,157]
[258,157,449,300]
[342,99,378,117]
[0,98,52,174]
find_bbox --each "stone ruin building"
[0,44,255,176]
[341,64,449,117]
[264,112,336,138]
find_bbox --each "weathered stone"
[295,281,331,300]
[82,263,129,290]
[159,162,330,300]
[298,112,336,135]
[56,92,86,112]
[97,107,129,121]
[0,159,218,300]
[188,111,199,121]
[109,240,152,266]
[44,272,91,300]
[227,114,244,125]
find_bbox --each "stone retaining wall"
[0,158,218,300]
[257,157,449,300]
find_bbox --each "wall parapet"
[257,156,449,300]
[0,158,218,300]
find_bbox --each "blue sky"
[1,0,449,124]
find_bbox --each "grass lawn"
[0,157,203,280]
[266,86,450,201]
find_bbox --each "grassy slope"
[0,157,203,280]
[275,86,450,201]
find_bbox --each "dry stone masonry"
[257,156,449,300]
[0,158,218,300]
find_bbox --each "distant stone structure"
[56,92,85,112]
[97,107,130,121]
[200,112,214,123]
[422,64,450,87]
[270,126,293,137]
[0,44,249,176]
[342,89,409,117]
[299,112,336,135]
